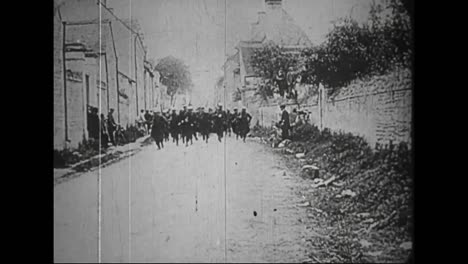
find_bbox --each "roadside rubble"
[251,123,413,263]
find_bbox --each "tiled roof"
[236,7,312,77]
[245,9,312,47]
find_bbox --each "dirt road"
[54,136,314,263]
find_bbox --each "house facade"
[221,0,312,111]
[54,0,159,150]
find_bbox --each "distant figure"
[163,109,171,142]
[137,109,147,134]
[225,109,232,137]
[107,108,117,146]
[190,106,198,141]
[144,110,152,133]
[231,107,240,140]
[274,69,288,98]
[87,106,100,140]
[151,111,168,149]
[238,107,252,142]
[208,108,214,133]
[290,108,298,137]
[286,66,295,95]
[278,104,290,140]
[179,106,188,144]
[169,109,180,146]
[100,113,109,148]
[213,104,226,142]
[199,107,211,143]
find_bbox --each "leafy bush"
[272,122,412,262]
[250,0,412,96]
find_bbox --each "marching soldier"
[231,107,240,140]
[151,110,168,150]
[181,106,196,146]
[208,108,214,133]
[163,109,171,142]
[238,106,252,142]
[199,107,211,143]
[213,104,226,142]
[225,109,232,137]
[169,108,180,146]
[192,106,199,141]
[179,106,187,144]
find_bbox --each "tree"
[251,42,301,81]
[154,56,192,106]
[250,42,301,101]
[301,0,412,95]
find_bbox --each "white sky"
[107,0,379,106]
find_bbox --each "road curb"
[54,135,151,186]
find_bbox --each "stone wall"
[54,11,65,149]
[256,68,412,148]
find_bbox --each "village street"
[54,136,316,263]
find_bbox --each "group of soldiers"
[144,104,253,149]
[87,107,122,148]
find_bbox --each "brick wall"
[256,68,412,148]
[322,68,412,147]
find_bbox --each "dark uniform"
[163,111,171,142]
[213,107,226,142]
[87,107,100,140]
[181,109,196,146]
[192,109,200,141]
[169,110,180,146]
[238,109,252,142]
[225,110,232,137]
[179,108,187,143]
[151,113,168,149]
[199,109,211,143]
[144,110,152,134]
[231,109,240,139]
[107,110,117,146]
[207,109,215,133]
